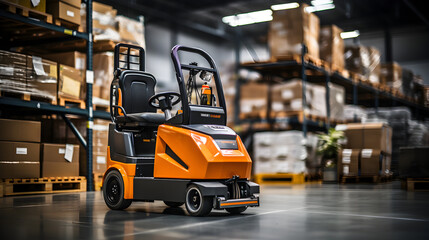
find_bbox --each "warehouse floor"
[1,182,428,239]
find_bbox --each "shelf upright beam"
[234,27,241,125]
[86,0,94,191]
[301,44,308,138]
[325,72,331,131]
[353,82,358,122]
[375,90,379,115]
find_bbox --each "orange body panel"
[105,146,135,199]
[154,125,252,179]
[118,88,123,115]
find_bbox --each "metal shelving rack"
[0,0,104,191]
[237,44,429,138]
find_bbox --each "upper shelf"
[0,97,110,120]
[240,59,429,114]
[0,8,88,50]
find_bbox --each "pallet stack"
[0,118,85,197]
[337,123,393,183]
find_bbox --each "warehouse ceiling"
[102,0,429,41]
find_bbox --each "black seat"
[114,70,164,127]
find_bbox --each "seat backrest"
[119,70,157,114]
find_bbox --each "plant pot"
[323,167,338,183]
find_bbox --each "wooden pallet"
[253,173,305,184]
[270,110,346,125]
[93,104,109,112]
[340,175,393,184]
[0,90,57,104]
[94,173,104,191]
[58,97,85,109]
[54,18,81,31]
[401,178,429,191]
[239,110,266,120]
[1,177,86,197]
[272,54,328,69]
[0,0,52,23]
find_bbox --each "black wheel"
[103,170,132,210]
[164,201,184,207]
[226,206,247,214]
[185,185,212,217]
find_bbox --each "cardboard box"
[58,64,84,99]
[26,56,57,101]
[341,123,392,154]
[93,52,114,100]
[60,0,80,8]
[0,119,41,142]
[47,1,81,25]
[338,149,360,176]
[345,45,370,76]
[380,62,402,88]
[0,50,27,93]
[0,141,40,178]
[41,143,79,177]
[270,79,345,120]
[367,47,381,84]
[93,1,115,14]
[239,82,269,117]
[319,25,344,69]
[116,16,146,48]
[9,0,46,13]
[269,4,320,59]
[360,149,384,176]
[43,51,86,71]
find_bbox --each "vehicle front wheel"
[103,170,132,210]
[185,185,212,217]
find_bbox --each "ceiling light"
[305,3,335,12]
[311,0,333,6]
[341,30,360,39]
[271,2,299,11]
[222,9,273,27]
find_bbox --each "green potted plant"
[317,128,345,182]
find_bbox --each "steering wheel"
[148,92,181,110]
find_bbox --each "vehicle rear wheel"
[185,185,212,217]
[226,206,247,214]
[164,201,184,207]
[103,170,132,210]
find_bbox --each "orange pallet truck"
[103,44,259,216]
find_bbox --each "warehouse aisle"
[0,183,428,240]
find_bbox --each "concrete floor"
[0,182,428,240]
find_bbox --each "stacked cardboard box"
[80,2,146,47]
[365,107,412,172]
[26,56,58,101]
[40,143,79,177]
[345,45,381,83]
[239,82,269,118]
[269,4,320,59]
[337,122,392,176]
[253,131,311,174]
[0,119,41,178]
[380,62,402,88]
[338,149,360,176]
[253,131,321,175]
[368,47,381,83]
[93,119,109,174]
[270,79,345,120]
[319,25,344,69]
[8,0,46,12]
[116,16,146,48]
[58,64,85,100]
[93,52,114,101]
[0,50,27,94]
[47,0,81,26]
